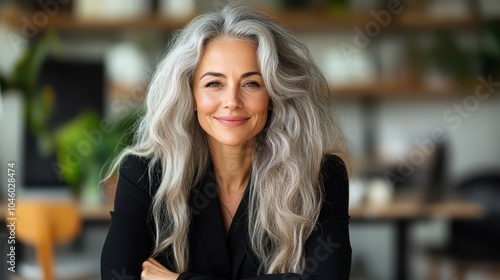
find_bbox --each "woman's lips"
[216,116,250,127]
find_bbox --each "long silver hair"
[107,5,349,274]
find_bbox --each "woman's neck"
[208,140,254,195]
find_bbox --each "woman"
[101,5,351,280]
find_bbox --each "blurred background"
[0,0,499,279]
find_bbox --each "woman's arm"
[101,155,156,279]
[300,154,351,278]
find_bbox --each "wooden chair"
[16,199,81,280]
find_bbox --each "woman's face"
[193,37,271,148]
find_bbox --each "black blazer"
[101,155,351,280]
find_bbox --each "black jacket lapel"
[228,186,250,279]
[191,169,232,278]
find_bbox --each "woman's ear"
[268,100,273,111]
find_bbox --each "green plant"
[479,20,500,78]
[326,0,348,18]
[1,31,61,155]
[1,31,141,199]
[54,109,140,196]
[427,30,475,86]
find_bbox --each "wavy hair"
[106,5,349,274]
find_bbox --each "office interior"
[0,0,499,279]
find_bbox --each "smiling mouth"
[215,116,250,127]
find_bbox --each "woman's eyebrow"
[200,72,225,80]
[199,71,261,80]
[241,71,261,78]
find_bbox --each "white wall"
[0,92,24,197]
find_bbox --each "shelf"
[262,9,480,31]
[1,9,195,32]
[394,12,479,29]
[331,79,479,99]
[1,7,481,33]
[1,5,488,100]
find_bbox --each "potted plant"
[1,31,140,204]
[54,109,140,204]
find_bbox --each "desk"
[79,202,113,222]
[349,193,484,280]
[0,200,112,221]
[2,195,483,280]
[8,193,480,219]
[50,194,486,280]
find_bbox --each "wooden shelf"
[262,9,480,31]
[1,9,195,32]
[1,6,487,100]
[394,12,479,29]
[1,7,480,33]
[331,79,479,99]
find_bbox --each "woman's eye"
[205,81,222,87]
[244,81,260,87]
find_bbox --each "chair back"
[16,199,81,280]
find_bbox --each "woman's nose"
[222,85,244,110]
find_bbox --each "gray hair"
[107,4,349,274]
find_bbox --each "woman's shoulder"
[321,154,349,199]
[119,154,161,195]
[321,154,347,178]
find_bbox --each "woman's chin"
[208,135,258,149]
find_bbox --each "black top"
[101,154,351,280]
